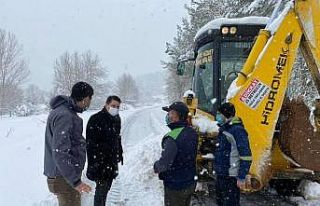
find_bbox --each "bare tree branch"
[53,50,108,108]
[0,29,29,115]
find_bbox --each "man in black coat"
[86,95,123,206]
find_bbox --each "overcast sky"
[0,0,188,90]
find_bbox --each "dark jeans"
[47,177,81,206]
[94,179,113,206]
[164,182,196,206]
[216,176,240,206]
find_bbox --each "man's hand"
[75,182,92,193]
[237,179,246,190]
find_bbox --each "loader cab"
[192,17,268,114]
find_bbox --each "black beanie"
[71,82,94,101]
[218,102,235,119]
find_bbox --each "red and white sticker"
[240,79,270,109]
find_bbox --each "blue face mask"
[216,113,225,125]
[165,113,171,125]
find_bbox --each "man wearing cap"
[154,101,198,206]
[214,102,252,206]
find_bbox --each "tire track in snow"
[121,106,167,148]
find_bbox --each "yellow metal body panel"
[295,0,320,60]
[237,30,271,86]
[296,0,320,91]
[229,10,303,189]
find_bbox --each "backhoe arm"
[228,1,319,190]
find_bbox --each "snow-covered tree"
[163,0,223,102]
[0,29,29,116]
[24,84,47,106]
[222,0,280,17]
[114,73,140,105]
[136,71,166,105]
[53,50,109,109]
[16,84,49,116]
[287,51,320,108]
[163,0,288,102]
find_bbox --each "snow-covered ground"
[0,105,168,206]
[1,105,320,206]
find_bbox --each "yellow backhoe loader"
[177,0,320,195]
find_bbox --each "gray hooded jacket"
[44,95,86,187]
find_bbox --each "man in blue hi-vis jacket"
[154,101,198,206]
[214,102,252,206]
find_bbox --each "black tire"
[207,182,216,199]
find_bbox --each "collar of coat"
[167,121,188,130]
[219,116,243,131]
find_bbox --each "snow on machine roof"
[195,16,269,40]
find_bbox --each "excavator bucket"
[279,98,320,171]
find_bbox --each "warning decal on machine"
[239,79,270,109]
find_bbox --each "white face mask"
[108,107,119,116]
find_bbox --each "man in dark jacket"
[44,82,93,206]
[86,95,123,206]
[154,101,198,206]
[214,102,252,206]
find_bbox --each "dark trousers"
[164,182,196,206]
[94,179,113,206]
[47,177,81,206]
[216,176,240,206]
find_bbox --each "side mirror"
[177,62,186,76]
[226,71,239,81]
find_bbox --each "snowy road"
[81,105,169,206]
[1,106,320,206]
[106,106,169,205]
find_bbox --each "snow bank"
[118,134,164,206]
[106,106,168,206]
[290,180,320,205]
[300,180,320,200]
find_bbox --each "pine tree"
[163,0,222,102]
